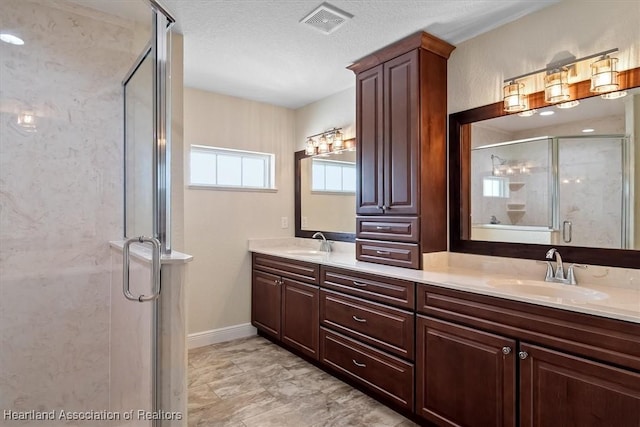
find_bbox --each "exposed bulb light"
[582,128,595,133]
[0,33,24,45]
[332,130,344,150]
[601,90,627,99]
[544,68,570,103]
[503,82,526,112]
[556,100,580,109]
[317,135,329,154]
[590,56,619,93]
[517,109,537,117]
[539,111,555,116]
[305,138,316,155]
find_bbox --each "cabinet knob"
[352,315,367,323]
[518,351,528,360]
[502,346,512,355]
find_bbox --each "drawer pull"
[352,281,368,287]
[352,315,367,323]
[375,250,391,255]
[375,226,392,231]
[352,359,366,368]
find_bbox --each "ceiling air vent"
[300,3,353,35]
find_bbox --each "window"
[190,145,275,189]
[483,176,510,198]
[311,158,356,193]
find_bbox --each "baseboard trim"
[187,323,257,349]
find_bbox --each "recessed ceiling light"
[0,33,24,45]
[582,128,595,133]
[539,111,555,116]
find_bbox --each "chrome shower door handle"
[562,220,572,243]
[123,236,162,303]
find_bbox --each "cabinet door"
[416,316,516,427]
[251,270,281,339]
[281,278,319,360]
[520,343,640,427]
[383,50,419,215]
[356,65,384,215]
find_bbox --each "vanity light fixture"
[503,82,527,112]
[502,48,621,110]
[556,100,580,109]
[544,68,570,103]
[517,109,537,117]
[590,56,619,93]
[601,90,627,100]
[304,127,345,156]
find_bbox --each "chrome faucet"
[544,248,587,285]
[312,232,331,253]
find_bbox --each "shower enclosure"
[471,135,630,249]
[0,0,189,425]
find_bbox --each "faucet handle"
[544,261,555,282]
[566,263,588,285]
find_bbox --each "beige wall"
[295,86,356,150]
[448,0,640,114]
[184,88,296,334]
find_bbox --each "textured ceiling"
[72,0,560,109]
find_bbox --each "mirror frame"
[294,148,356,242]
[449,67,640,269]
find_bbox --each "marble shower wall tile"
[0,0,144,418]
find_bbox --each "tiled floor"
[188,336,418,427]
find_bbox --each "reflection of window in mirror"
[482,176,509,198]
[300,152,356,235]
[311,159,356,193]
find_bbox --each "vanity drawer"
[356,239,420,269]
[320,289,414,360]
[321,266,415,310]
[320,327,414,411]
[356,216,419,242]
[252,253,319,284]
[417,283,640,371]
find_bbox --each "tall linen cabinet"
[349,32,455,269]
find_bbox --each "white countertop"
[110,240,193,264]
[248,239,640,324]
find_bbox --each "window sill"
[188,184,278,193]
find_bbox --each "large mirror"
[295,144,357,242]
[450,68,640,268]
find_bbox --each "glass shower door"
[557,136,627,249]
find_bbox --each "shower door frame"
[120,1,175,425]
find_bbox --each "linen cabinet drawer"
[356,239,420,269]
[252,253,319,284]
[321,266,415,310]
[356,216,419,242]
[320,327,414,411]
[320,289,414,360]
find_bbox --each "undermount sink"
[486,279,608,302]
[284,249,325,257]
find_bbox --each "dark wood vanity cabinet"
[349,32,455,269]
[416,284,640,427]
[319,266,416,411]
[251,253,320,360]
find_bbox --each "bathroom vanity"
[249,242,640,426]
